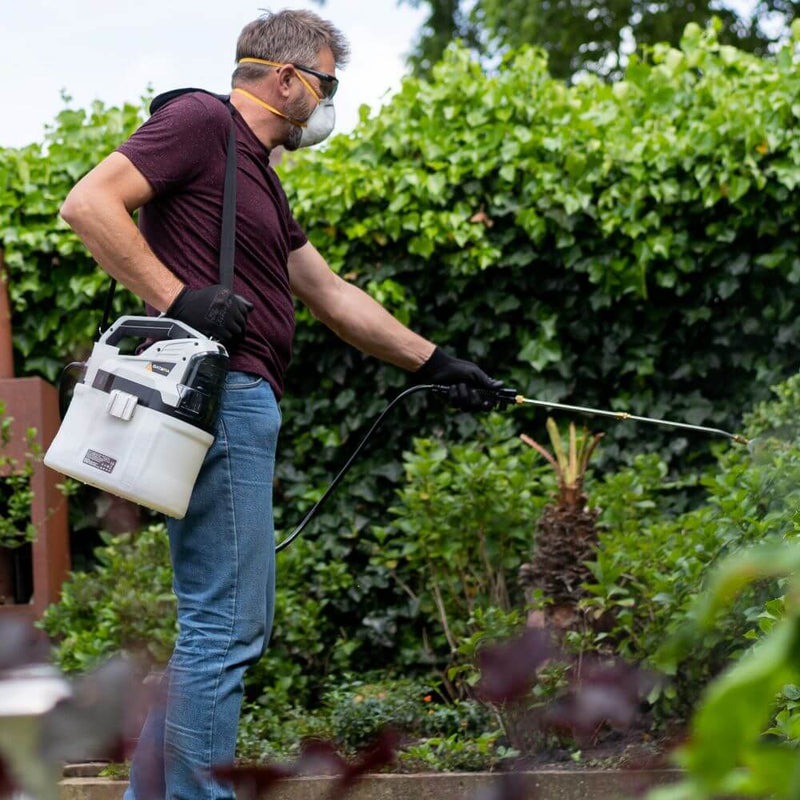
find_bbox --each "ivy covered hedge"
[0,96,144,377]
[5,26,800,702]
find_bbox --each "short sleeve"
[288,213,308,251]
[116,94,226,195]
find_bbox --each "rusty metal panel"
[0,378,70,616]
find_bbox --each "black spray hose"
[275,384,747,553]
[277,384,443,552]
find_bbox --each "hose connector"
[430,385,521,408]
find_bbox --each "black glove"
[167,285,253,349]
[414,347,504,412]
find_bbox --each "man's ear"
[275,64,296,98]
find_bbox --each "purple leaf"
[210,763,295,799]
[0,617,50,672]
[295,739,347,776]
[473,770,531,800]
[0,754,18,798]
[40,656,148,762]
[211,730,398,800]
[475,629,555,703]
[96,494,141,534]
[545,661,656,740]
[336,728,398,791]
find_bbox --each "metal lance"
[510,394,749,445]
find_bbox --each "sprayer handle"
[431,385,520,408]
[100,315,205,347]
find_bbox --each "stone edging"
[61,769,684,800]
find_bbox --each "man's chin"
[283,130,302,152]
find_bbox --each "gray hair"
[232,9,350,87]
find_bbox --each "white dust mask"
[298,98,335,148]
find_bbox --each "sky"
[0,0,428,148]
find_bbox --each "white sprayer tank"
[45,316,228,519]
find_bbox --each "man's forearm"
[60,193,183,312]
[319,279,435,371]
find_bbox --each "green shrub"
[39,520,362,707]
[39,524,177,670]
[400,731,517,772]
[646,540,800,800]
[371,414,550,678]
[582,373,800,720]
[0,97,145,379]
[237,676,498,767]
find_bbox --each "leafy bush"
[582,372,800,720]
[39,524,177,670]
[371,414,550,677]
[39,520,357,705]
[647,540,800,800]
[400,730,517,772]
[237,676,500,769]
[0,96,145,379]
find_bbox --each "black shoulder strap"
[218,112,237,291]
[100,89,237,334]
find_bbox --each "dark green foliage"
[583,372,800,721]
[371,415,549,670]
[237,676,499,766]
[405,0,799,79]
[39,524,177,670]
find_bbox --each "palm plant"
[518,419,604,628]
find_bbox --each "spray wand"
[487,387,749,446]
[275,384,748,551]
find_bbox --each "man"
[60,10,501,799]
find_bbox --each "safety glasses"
[238,57,340,100]
[293,63,339,99]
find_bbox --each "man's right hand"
[167,285,254,348]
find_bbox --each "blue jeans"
[124,371,281,800]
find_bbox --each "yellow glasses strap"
[232,88,308,128]
[237,57,322,102]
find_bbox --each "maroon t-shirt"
[117,91,307,399]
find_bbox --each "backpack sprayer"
[43,89,749,548]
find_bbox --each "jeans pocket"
[225,371,264,390]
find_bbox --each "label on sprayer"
[83,449,118,474]
[147,362,175,376]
